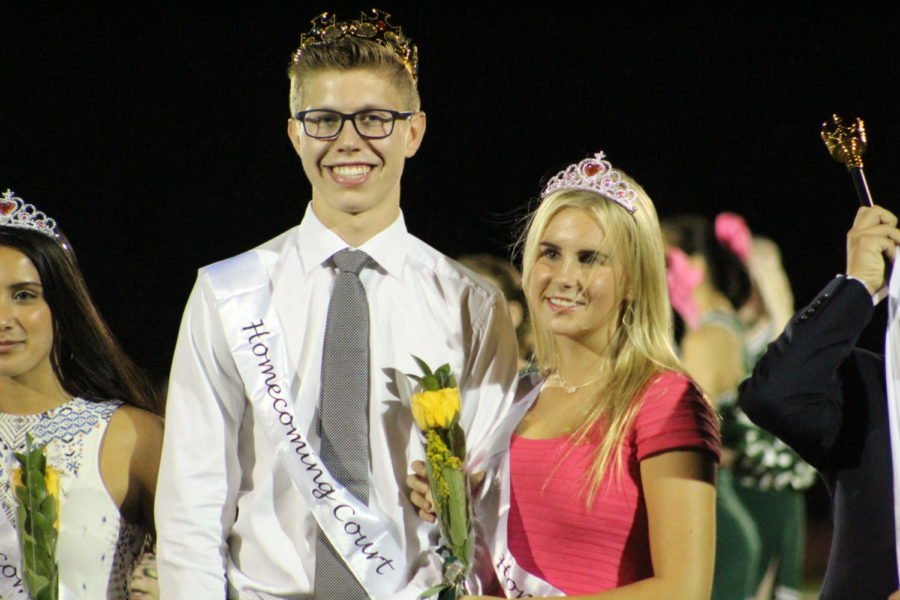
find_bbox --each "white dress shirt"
[156,205,519,599]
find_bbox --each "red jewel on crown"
[293,9,418,81]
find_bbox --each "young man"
[155,10,518,599]
[739,205,900,599]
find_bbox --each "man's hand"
[846,205,900,295]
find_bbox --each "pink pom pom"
[715,212,751,263]
[666,247,703,329]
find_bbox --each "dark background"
[2,4,899,381]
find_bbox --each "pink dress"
[507,371,720,595]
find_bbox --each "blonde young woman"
[410,152,720,599]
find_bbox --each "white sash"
[206,253,407,599]
[485,378,564,598]
[884,248,900,582]
[0,512,27,598]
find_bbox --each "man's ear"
[287,118,303,156]
[404,111,426,158]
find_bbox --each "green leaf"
[24,574,46,593]
[27,484,45,507]
[418,583,450,599]
[35,551,53,575]
[412,355,433,377]
[39,495,56,515]
[33,512,52,536]
[23,448,46,473]
[448,423,466,460]
[443,469,470,556]
[15,486,30,506]
[421,374,441,391]
[437,586,459,600]
[434,364,451,387]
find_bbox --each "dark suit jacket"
[739,275,897,599]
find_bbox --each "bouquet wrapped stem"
[13,433,60,600]
[410,358,474,600]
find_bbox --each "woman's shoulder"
[634,371,721,460]
[641,370,698,399]
[105,404,164,455]
[636,370,711,420]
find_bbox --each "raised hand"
[846,205,900,295]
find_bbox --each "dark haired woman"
[0,189,161,599]
[663,213,763,600]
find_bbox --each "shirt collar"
[296,203,408,278]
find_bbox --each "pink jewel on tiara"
[540,151,638,214]
[0,189,61,241]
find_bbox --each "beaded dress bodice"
[0,397,145,599]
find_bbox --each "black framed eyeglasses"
[293,109,414,140]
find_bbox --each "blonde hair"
[287,37,421,115]
[520,179,689,505]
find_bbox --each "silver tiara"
[541,151,638,214]
[0,189,61,240]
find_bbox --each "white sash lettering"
[0,513,26,599]
[207,254,407,599]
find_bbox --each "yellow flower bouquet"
[13,433,60,600]
[409,357,473,600]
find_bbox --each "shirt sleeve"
[457,288,520,471]
[156,273,247,598]
[633,371,721,462]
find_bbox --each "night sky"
[3,5,899,380]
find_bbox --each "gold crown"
[292,9,419,82]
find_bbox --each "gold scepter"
[821,114,873,206]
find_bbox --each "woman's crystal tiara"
[541,152,638,214]
[0,189,61,240]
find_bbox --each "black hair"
[663,215,752,310]
[0,228,160,414]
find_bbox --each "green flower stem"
[14,434,59,600]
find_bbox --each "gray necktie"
[315,248,371,600]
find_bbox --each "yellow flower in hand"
[411,388,461,430]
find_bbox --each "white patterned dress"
[0,397,145,599]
